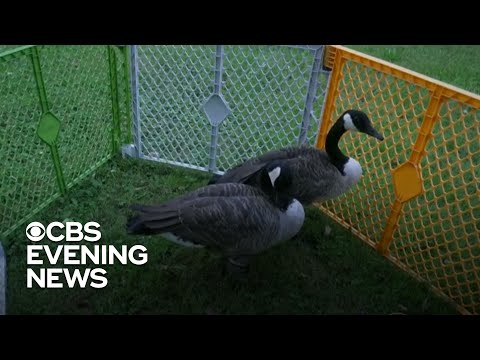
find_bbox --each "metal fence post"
[207,45,228,173]
[128,45,142,158]
[298,46,324,145]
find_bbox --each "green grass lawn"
[4,157,457,314]
[346,45,480,95]
[1,45,479,315]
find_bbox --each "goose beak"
[366,127,384,141]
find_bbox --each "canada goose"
[209,109,384,205]
[126,162,305,276]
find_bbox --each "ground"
[5,158,458,314]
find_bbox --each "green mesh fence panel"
[39,46,115,189]
[0,45,125,240]
[0,48,60,239]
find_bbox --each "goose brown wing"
[173,194,280,252]
[213,146,314,185]
[128,183,280,253]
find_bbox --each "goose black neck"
[325,120,349,175]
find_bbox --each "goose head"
[259,161,295,210]
[325,110,384,177]
[264,161,292,189]
[340,109,384,141]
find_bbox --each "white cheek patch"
[343,113,358,132]
[268,167,281,187]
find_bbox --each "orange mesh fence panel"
[316,45,480,315]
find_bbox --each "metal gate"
[127,45,330,173]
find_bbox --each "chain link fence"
[129,45,330,173]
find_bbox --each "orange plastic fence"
[315,45,480,315]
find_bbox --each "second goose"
[209,109,384,205]
[126,161,305,276]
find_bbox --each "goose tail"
[126,204,179,235]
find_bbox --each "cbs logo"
[25,221,101,242]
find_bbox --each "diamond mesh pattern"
[319,60,431,246]
[0,51,59,239]
[0,45,119,239]
[135,45,214,169]
[39,46,114,189]
[389,101,480,315]
[133,45,329,172]
[317,46,480,314]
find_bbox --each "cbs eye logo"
[26,222,46,241]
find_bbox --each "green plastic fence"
[0,45,131,240]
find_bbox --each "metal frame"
[298,46,325,144]
[207,45,228,172]
[125,45,331,174]
[129,45,142,159]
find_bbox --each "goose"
[208,109,384,206]
[126,161,305,276]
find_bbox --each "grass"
[4,157,457,314]
[2,45,479,315]
[346,45,480,95]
